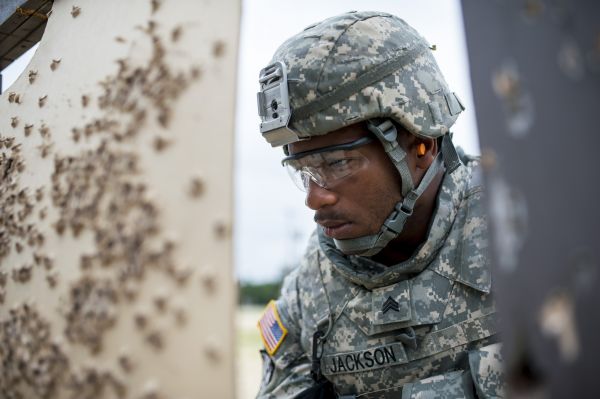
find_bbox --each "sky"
[1,0,480,283]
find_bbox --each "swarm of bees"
[0,137,45,281]
[66,366,126,398]
[0,304,69,397]
[64,276,119,354]
[0,0,225,396]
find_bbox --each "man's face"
[287,124,403,240]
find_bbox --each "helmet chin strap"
[332,119,461,257]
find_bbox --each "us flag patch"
[258,300,288,356]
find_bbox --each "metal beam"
[0,0,52,70]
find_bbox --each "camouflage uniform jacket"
[257,160,504,398]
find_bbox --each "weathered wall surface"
[0,0,239,397]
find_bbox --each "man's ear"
[413,137,438,170]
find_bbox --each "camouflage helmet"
[257,11,465,146]
[257,11,464,256]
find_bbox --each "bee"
[170,265,193,286]
[199,266,217,292]
[35,187,44,202]
[11,116,19,128]
[54,220,66,235]
[43,256,53,270]
[171,26,182,42]
[114,36,126,43]
[213,40,226,58]
[152,136,171,152]
[8,92,16,102]
[35,232,45,246]
[17,159,25,172]
[118,354,134,373]
[50,59,61,71]
[213,219,229,239]
[151,0,161,14]
[72,128,81,142]
[39,124,50,138]
[204,341,220,361]
[38,142,53,158]
[28,70,38,84]
[81,95,89,107]
[134,313,148,329]
[146,331,164,350]
[38,95,48,107]
[190,66,202,80]
[157,108,171,128]
[153,294,167,312]
[24,124,34,136]
[84,123,94,137]
[189,176,204,198]
[71,6,81,18]
[46,272,58,288]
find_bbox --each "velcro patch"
[321,343,408,376]
[258,300,288,356]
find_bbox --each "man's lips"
[317,219,353,239]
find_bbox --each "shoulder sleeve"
[469,343,505,399]
[256,261,313,398]
[432,160,491,294]
[457,160,490,293]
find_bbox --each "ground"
[236,305,264,399]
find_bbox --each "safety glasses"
[281,136,374,191]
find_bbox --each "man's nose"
[305,179,337,210]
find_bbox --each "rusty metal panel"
[461,0,600,397]
[0,0,27,25]
[0,0,238,397]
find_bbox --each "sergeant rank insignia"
[258,300,288,355]
[382,296,400,314]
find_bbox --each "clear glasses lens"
[283,149,369,191]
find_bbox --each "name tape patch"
[258,300,288,356]
[321,343,408,375]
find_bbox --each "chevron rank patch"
[258,300,288,356]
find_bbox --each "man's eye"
[328,159,350,168]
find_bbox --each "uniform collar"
[318,164,469,290]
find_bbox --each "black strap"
[294,330,336,399]
[311,330,325,382]
[293,379,336,399]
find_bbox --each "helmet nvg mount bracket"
[257,61,299,147]
[257,11,465,256]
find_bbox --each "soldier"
[255,11,503,398]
